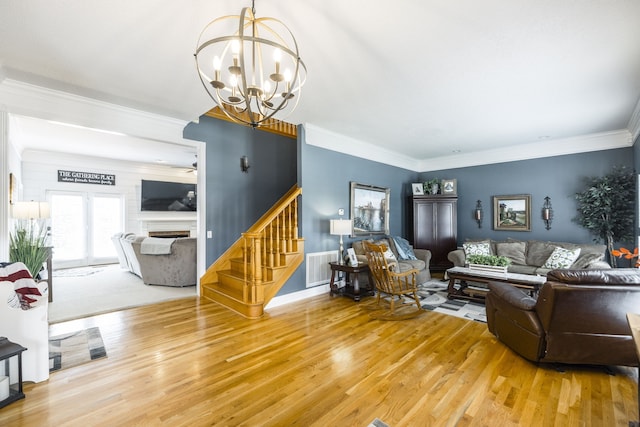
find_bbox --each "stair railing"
[201,185,302,306]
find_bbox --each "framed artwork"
[411,183,424,195]
[350,182,390,236]
[493,194,531,231]
[441,179,457,195]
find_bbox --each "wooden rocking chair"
[363,241,423,315]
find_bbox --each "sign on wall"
[58,170,116,186]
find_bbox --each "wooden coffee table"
[446,266,547,303]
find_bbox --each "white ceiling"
[1,0,639,170]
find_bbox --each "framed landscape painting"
[493,194,531,231]
[350,182,390,236]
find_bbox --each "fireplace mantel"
[140,218,197,237]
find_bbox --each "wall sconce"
[474,200,483,228]
[542,196,553,230]
[240,156,250,173]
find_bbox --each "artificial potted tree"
[573,165,635,268]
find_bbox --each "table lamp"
[330,219,352,264]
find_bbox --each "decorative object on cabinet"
[423,178,440,195]
[329,218,352,264]
[411,183,424,196]
[350,182,389,236]
[441,179,457,195]
[474,200,483,228]
[492,194,531,231]
[542,196,553,230]
[410,195,457,271]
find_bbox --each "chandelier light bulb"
[231,39,240,54]
[213,56,221,71]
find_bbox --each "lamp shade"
[11,201,50,220]
[330,219,352,236]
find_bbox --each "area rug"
[417,280,487,323]
[53,266,105,277]
[49,327,107,372]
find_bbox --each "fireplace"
[140,219,196,238]
[148,230,190,238]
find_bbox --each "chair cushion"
[525,241,556,267]
[496,241,527,265]
[542,246,581,269]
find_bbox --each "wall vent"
[306,250,338,288]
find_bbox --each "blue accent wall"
[419,148,634,245]
[183,116,297,266]
[184,115,637,297]
[299,138,419,255]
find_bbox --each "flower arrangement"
[611,247,640,268]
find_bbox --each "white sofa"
[0,263,49,383]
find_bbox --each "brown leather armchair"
[486,269,640,366]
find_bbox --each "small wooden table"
[329,262,373,302]
[446,266,547,303]
[626,313,640,427]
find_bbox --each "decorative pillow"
[542,246,581,269]
[383,247,397,262]
[495,242,527,265]
[463,241,491,256]
[6,292,22,309]
[392,236,418,260]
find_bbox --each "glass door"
[49,191,123,269]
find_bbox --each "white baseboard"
[265,284,331,310]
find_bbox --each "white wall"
[20,150,197,235]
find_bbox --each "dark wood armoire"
[410,195,457,271]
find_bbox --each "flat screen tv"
[141,180,197,212]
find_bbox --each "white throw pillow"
[463,241,491,256]
[542,246,581,269]
[383,247,397,262]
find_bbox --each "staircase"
[200,185,304,318]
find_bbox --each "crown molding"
[628,97,640,143]
[0,77,193,145]
[304,122,632,172]
[303,123,422,171]
[419,130,633,172]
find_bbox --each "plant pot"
[468,263,508,274]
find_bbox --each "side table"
[329,262,374,302]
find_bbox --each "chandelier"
[194,1,306,128]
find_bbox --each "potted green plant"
[423,178,440,195]
[573,165,635,268]
[466,254,511,273]
[9,224,49,279]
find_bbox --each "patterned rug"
[49,327,107,372]
[53,266,105,277]
[364,280,487,322]
[417,280,487,323]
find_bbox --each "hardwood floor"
[3,294,638,426]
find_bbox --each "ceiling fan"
[172,155,197,174]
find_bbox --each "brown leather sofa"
[485,269,640,366]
